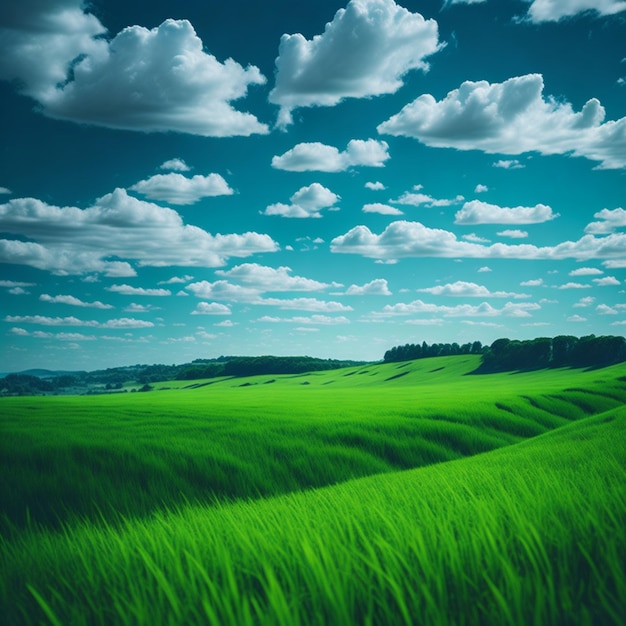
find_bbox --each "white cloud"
[0,187,12,195]
[40,294,113,309]
[584,208,626,234]
[376,299,540,319]
[521,278,544,287]
[493,159,525,169]
[192,302,232,316]
[10,328,98,341]
[130,173,233,205]
[5,315,153,329]
[0,0,107,102]
[160,159,190,172]
[257,298,353,312]
[123,303,160,314]
[330,220,626,262]
[567,314,587,323]
[215,263,332,292]
[344,279,392,296]
[523,0,626,23]
[0,280,35,288]
[394,190,464,208]
[474,184,489,193]
[269,0,441,127]
[0,4,268,136]
[264,183,340,218]
[478,266,492,272]
[463,233,490,243]
[47,19,267,136]
[593,276,621,286]
[272,139,389,172]
[574,296,595,307]
[455,200,558,225]
[418,281,529,298]
[0,189,278,275]
[365,181,386,191]
[362,203,404,216]
[378,74,626,169]
[596,304,619,315]
[258,315,350,325]
[186,280,259,302]
[558,282,591,289]
[603,260,626,269]
[569,267,603,276]
[106,284,171,297]
[158,275,194,285]
[498,229,529,239]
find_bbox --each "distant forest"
[2,335,625,396]
[384,335,626,372]
[0,356,365,396]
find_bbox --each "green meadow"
[1,355,625,625]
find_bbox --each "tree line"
[384,341,485,363]
[383,334,626,372]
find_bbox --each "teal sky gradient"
[1,0,625,371]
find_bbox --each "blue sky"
[0,0,625,371]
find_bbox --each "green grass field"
[1,356,625,625]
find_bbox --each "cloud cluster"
[40,294,113,309]
[0,189,278,276]
[216,263,333,292]
[192,302,232,316]
[258,315,350,325]
[331,220,626,262]
[523,0,626,22]
[362,203,404,216]
[417,281,529,298]
[376,300,541,319]
[272,139,389,172]
[5,315,154,329]
[378,74,626,169]
[269,0,441,127]
[584,208,626,234]
[455,200,558,224]
[344,279,392,296]
[264,183,340,218]
[130,173,233,205]
[0,4,268,136]
[394,186,464,208]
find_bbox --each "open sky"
[1,0,625,371]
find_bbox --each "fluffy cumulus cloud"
[455,200,558,224]
[584,208,626,234]
[40,294,113,309]
[362,203,404,216]
[365,181,386,191]
[264,183,340,218]
[130,173,233,205]
[376,300,540,319]
[216,263,333,292]
[0,0,107,101]
[498,229,529,238]
[192,302,232,316]
[394,187,464,208]
[160,159,190,172]
[272,139,389,172]
[344,279,392,296]
[417,281,529,298]
[106,284,171,297]
[331,220,626,262]
[523,0,626,22]
[5,314,154,329]
[0,189,278,276]
[258,315,350,325]
[378,74,626,169]
[269,0,441,127]
[0,4,268,136]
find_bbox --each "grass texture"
[1,356,625,625]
